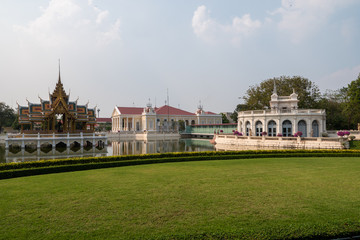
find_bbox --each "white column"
[307,120,312,137]
[293,119,297,135]
[132,118,135,131]
[277,119,281,136]
[126,117,129,131]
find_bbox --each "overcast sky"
[1,0,360,117]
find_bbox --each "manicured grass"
[1,157,360,239]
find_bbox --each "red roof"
[205,111,217,115]
[96,118,112,123]
[155,105,195,116]
[117,107,144,115]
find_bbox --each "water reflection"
[111,139,214,155]
[5,146,107,163]
[0,138,215,163]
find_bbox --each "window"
[268,120,276,136]
[246,121,251,136]
[255,121,263,136]
[282,120,292,137]
[298,120,307,137]
[312,120,319,137]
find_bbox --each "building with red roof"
[111,103,221,132]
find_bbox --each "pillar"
[80,132,84,147]
[37,133,40,149]
[52,118,56,132]
[52,132,56,148]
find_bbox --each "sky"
[1,0,360,117]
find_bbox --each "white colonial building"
[111,103,222,132]
[237,88,326,137]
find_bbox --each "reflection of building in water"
[111,139,215,156]
[5,146,107,163]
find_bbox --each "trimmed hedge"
[1,149,360,179]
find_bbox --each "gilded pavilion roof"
[50,74,69,104]
[17,70,96,125]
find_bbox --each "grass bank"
[1,157,360,239]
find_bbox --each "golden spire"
[58,59,61,84]
[51,59,67,98]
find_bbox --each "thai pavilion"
[17,73,96,133]
[237,86,326,137]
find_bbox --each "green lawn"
[1,157,360,239]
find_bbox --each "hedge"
[1,149,360,179]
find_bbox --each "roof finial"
[58,58,61,83]
[273,80,277,94]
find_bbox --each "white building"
[237,88,326,137]
[111,103,222,132]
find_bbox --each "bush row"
[2,149,360,171]
[1,150,360,179]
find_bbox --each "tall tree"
[243,76,321,110]
[343,74,360,129]
[230,104,249,123]
[317,88,347,130]
[0,102,16,133]
[221,113,230,123]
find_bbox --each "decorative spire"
[51,60,68,99]
[273,80,277,94]
[146,98,152,108]
[58,59,61,84]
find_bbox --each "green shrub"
[2,150,360,179]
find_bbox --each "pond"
[0,138,215,163]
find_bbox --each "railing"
[7,132,106,139]
[238,109,324,116]
[216,134,343,142]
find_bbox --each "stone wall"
[215,134,347,150]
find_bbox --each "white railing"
[217,134,343,142]
[238,109,324,116]
[7,132,106,139]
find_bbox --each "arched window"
[312,120,319,137]
[185,120,189,126]
[268,120,276,137]
[282,120,292,137]
[191,120,195,125]
[246,121,251,136]
[298,120,307,137]
[255,121,263,136]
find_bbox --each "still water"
[0,138,215,163]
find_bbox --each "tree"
[242,76,321,110]
[230,104,249,123]
[0,102,16,133]
[221,113,230,123]
[343,74,360,129]
[317,88,347,130]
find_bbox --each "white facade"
[237,89,326,137]
[112,104,222,132]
